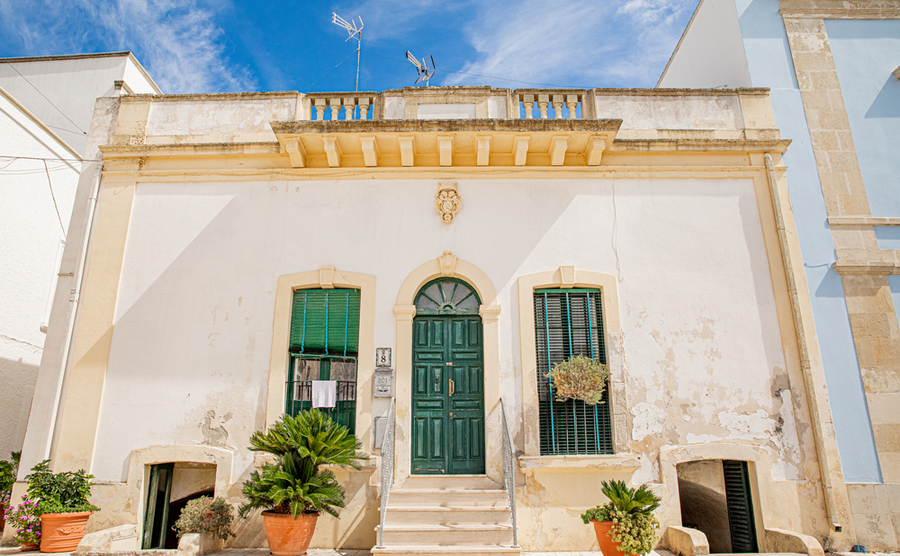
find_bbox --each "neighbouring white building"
[0,53,160,461]
[4,84,857,555]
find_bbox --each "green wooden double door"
[412,314,485,474]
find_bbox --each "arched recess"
[659,442,772,552]
[393,252,501,483]
[517,267,627,457]
[126,444,234,545]
[265,267,376,451]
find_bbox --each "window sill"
[517,453,641,474]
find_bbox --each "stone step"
[371,545,521,556]
[384,505,512,525]
[395,475,502,490]
[387,488,509,507]
[379,523,514,546]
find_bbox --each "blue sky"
[0,0,699,94]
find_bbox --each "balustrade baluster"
[552,94,564,119]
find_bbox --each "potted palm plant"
[239,410,367,556]
[581,480,661,556]
[25,460,100,553]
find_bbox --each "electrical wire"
[43,159,67,238]
[6,64,89,136]
[0,155,92,163]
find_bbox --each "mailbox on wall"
[374,368,393,398]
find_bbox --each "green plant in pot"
[174,496,234,554]
[239,409,367,556]
[25,460,100,553]
[548,355,610,405]
[581,480,661,556]
[0,451,20,533]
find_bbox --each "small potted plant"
[175,496,235,555]
[548,355,610,405]
[581,480,661,556]
[25,460,100,553]
[5,497,41,550]
[0,452,19,533]
[239,410,367,556]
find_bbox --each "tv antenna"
[332,12,364,91]
[406,51,435,87]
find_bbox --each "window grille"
[286,289,360,433]
[534,289,613,455]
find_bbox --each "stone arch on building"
[393,252,501,483]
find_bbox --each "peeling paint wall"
[78,172,818,548]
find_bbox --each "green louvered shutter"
[286,289,360,433]
[723,460,759,553]
[289,289,360,355]
[534,289,613,455]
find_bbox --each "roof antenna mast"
[332,12,364,91]
[406,51,436,87]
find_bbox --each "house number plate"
[376,347,391,368]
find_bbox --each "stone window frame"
[517,267,629,457]
[264,267,376,451]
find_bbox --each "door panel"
[412,315,484,474]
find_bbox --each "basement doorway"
[142,462,217,549]
[677,459,759,553]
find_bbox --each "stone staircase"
[372,475,521,556]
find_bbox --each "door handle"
[449,378,455,397]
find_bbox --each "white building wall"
[0,54,160,155]
[92,176,798,488]
[0,89,79,458]
[657,0,753,88]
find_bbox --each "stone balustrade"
[516,89,587,119]
[306,92,377,121]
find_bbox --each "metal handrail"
[500,398,519,547]
[377,398,395,548]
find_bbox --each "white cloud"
[0,0,256,93]
[335,0,472,42]
[444,0,697,88]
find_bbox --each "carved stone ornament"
[439,251,458,275]
[435,183,460,224]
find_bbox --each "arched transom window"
[414,278,480,315]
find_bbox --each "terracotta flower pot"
[0,501,6,532]
[39,511,92,553]
[262,511,318,556]
[592,520,635,556]
[19,544,40,552]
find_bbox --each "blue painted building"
[659,0,900,550]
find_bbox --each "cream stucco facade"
[5,86,853,553]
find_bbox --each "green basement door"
[412,278,485,475]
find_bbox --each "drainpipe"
[764,153,841,533]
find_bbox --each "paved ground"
[3,547,900,556]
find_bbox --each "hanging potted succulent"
[581,480,661,556]
[238,410,367,556]
[548,355,610,405]
[25,460,100,553]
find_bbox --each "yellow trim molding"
[53,181,137,473]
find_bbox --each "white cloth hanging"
[311,380,337,408]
